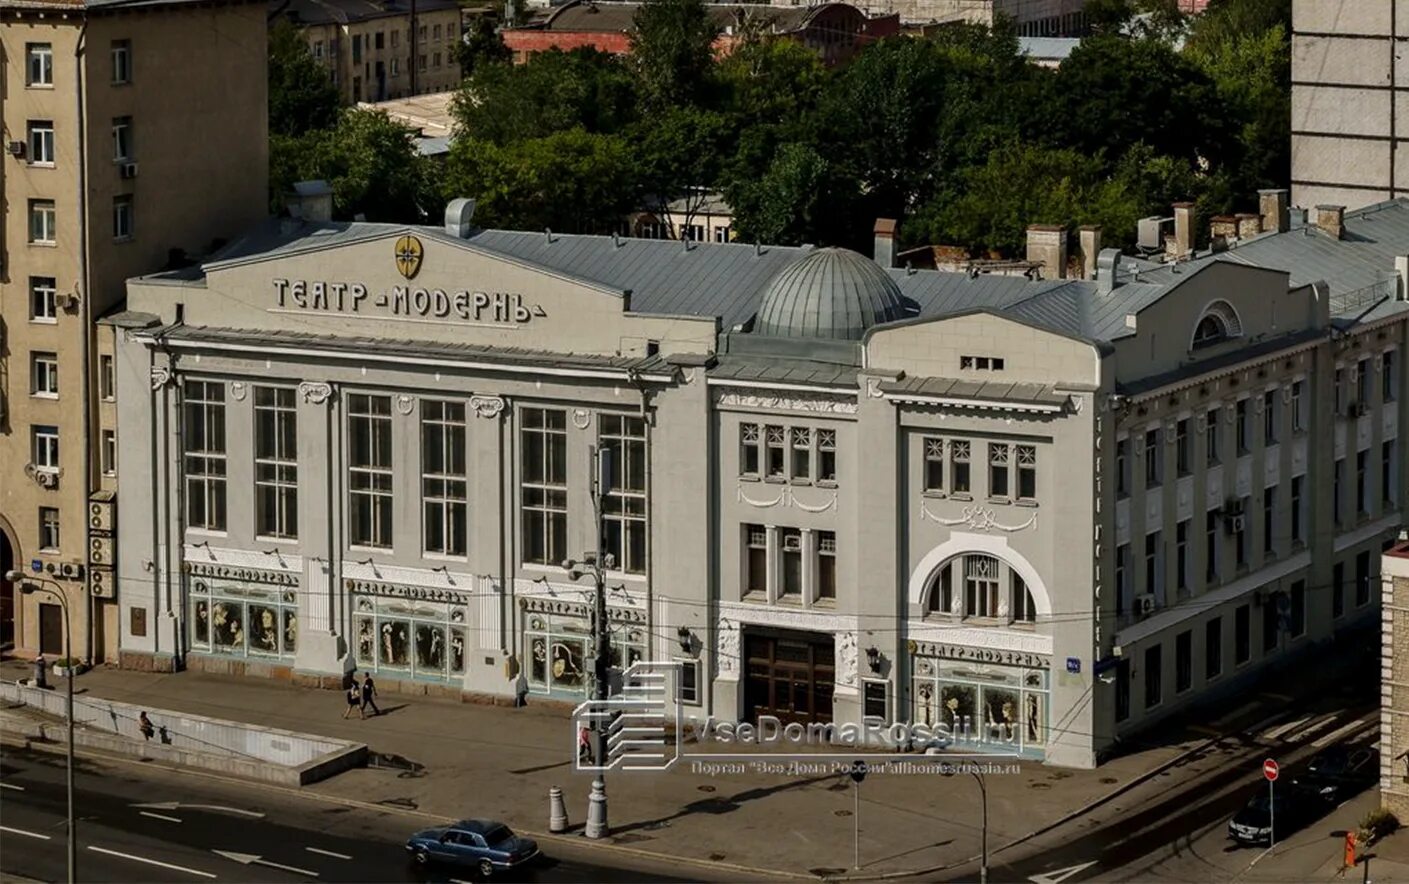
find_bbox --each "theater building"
[112,195,1409,768]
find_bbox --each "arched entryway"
[0,516,18,651]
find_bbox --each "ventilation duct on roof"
[1096,248,1122,295]
[444,198,476,238]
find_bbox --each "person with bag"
[343,676,364,719]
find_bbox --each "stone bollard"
[549,786,568,833]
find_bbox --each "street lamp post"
[8,569,76,884]
[940,761,987,884]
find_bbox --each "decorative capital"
[150,366,172,390]
[298,382,333,405]
[469,395,506,419]
[230,382,248,402]
[395,394,416,415]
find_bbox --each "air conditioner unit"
[90,569,114,598]
[7,141,25,158]
[90,535,114,566]
[54,291,79,310]
[1225,514,1247,534]
[1348,401,1370,418]
[119,162,138,179]
[36,470,58,489]
[60,562,84,581]
[89,491,116,532]
[1137,594,1157,616]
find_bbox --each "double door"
[744,632,834,725]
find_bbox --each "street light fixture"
[939,761,987,884]
[6,569,77,884]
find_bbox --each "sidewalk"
[0,659,1319,879]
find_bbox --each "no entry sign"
[1263,758,1279,781]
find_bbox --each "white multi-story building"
[109,192,1408,768]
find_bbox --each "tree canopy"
[268,19,341,137]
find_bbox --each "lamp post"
[8,569,76,884]
[940,761,987,884]
[563,444,614,839]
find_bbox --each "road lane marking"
[139,811,183,823]
[132,801,264,818]
[0,826,51,840]
[305,847,352,859]
[1312,718,1377,750]
[0,783,25,791]
[1029,861,1098,884]
[213,849,319,877]
[88,845,217,878]
[1260,715,1311,742]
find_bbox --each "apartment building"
[1382,535,1409,817]
[1292,0,1409,210]
[276,0,466,103]
[110,192,1407,768]
[851,0,1087,32]
[0,0,268,663]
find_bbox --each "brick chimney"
[1316,204,1346,240]
[873,218,897,268]
[286,179,333,222]
[1258,188,1289,233]
[1077,225,1102,280]
[1236,213,1262,240]
[1209,215,1237,242]
[1172,202,1196,258]
[1025,224,1067,280]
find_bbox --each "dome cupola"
[754,247,907,340]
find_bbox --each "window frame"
[30,352,59,398]
[1291,380,1305,432]
[29,199,57,245]
[1205,408,1221,466]
[254,386,300,542]
[111,39,132,84]
[112,116,133,163]
[26,43,54,87]
[1262,390,1278,446]
[113,194,134,241]
[1204,617,1222,681]
[27,120,55,166]
[101,429,117,476]
[39,507,61,552]
[30,276,58,322]
[1144,428,1162,489]
[99,355,116,401]
[817,530,836,601]
[519,407,567,566]
[183,380,228,532]
[347,392,394,549]
[32,425,60,471]
[599,413,648,575]
[744,524,768,596]
[421,399,469,557]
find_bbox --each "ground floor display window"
[353,593,467,681]
[188,575,299,659]
[523,602,646,697]
[910,654,1049,755]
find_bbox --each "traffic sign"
[1263,758,1279,781]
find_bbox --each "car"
[1296,746,1377,802]
[1226,784,1322,845]
[405,819,540,877]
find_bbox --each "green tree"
[451,48,637,144]
[268,19,341,138]
[631,107,733,231]
[271,109,432,222]
[627,0,721,110]
[455,13,511,78]
[726,142,858,246]
[442,128,639,233]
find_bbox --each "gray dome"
[754,247,907,340]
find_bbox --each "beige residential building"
[1292,0,1409,210]
[0,0,268,664]
[855,0,1087,32]
[1382,535,1409,817]
[275,0,465,104]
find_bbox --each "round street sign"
[1263,758,1279,781]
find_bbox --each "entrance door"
[0,532,13,648]
[743,632,834,725]
[39,603,63,656]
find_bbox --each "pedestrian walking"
[138,711,155,741]
[361,673,382,717]
[578,725,593,764]
[343,677,363,719]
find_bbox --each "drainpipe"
[75,20,94,666]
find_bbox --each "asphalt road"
[0,745,724,883]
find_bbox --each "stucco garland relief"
[298,382,333,405]
[150,366,172,390]
[714,389,859,415]
[919,501,1037,533]
[469,395,505,419]
[736,484,838,513]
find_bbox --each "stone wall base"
[118,651,178,673]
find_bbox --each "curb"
[0,734,808,882]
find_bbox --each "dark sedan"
[1297,746,1377,802]
[1227,784,1322,845]
[406,819,540,877]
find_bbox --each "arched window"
[924,553,1035,624]
[1191,301,1243,349]
[927,566,953,615]
[1011,573,1036,624]
[1193,314,1225,346]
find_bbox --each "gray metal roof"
[878,376,1070,408]
[755,247,907,340]
[711,355,859,388]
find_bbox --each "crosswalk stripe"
[1312,717,1378,750]
[1261,715,1311,742]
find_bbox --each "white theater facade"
[110,197,1409,768]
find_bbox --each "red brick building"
[503,0,899,66]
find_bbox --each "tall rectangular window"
[989,443,1010,498]
[32,425,59,470]
[923,437,945,492]
[817,429,836,483]
[1263,390,1278,445]
[1235,604,1250,664]
[520,407,566,565]
[780,529,802,598]
[99,355,115,401]
[31,277,57,322]
[1116,543,1131,616]
[1335,367,1345,414]
[1205,617,1222,680]
[1384,439,1398,507]
[1175,519,1189,591]
[1144,644,1162,709]
[1291,475,1305,545]
[422,400,466,556]
[1262,485,1276,556]
[1290,580,1306,638]
[1235,496,1249,567]
[1175,630,1192,693]
[1291,380,1305,431]
[27,120,54,165]
[1205,408,1220,465]
[26,43,53,86]
[1357,358,1371,404]
[112,117,132,161]
[1235,399,1249,454]
[1175,419,1190,475]
[951,440,971,494]
[1356,449,1368,515]
[30,352,58,397]
[1145,531,1161,599]
[39,507,60,551]
[29,200,56,244]
[348,393,393,548]
[1144,429,1162,488]
[790,427,812,481]
[964,554,1000,618]
[1016,444,1037,500]
[1334,458,1345,525]
[1385,351,1398,402]
[1010,572,1035,623]
[111,39,132,83]
[113,195,133,240]
[1333,561,1346,618]
[744,524,767,594]
[1356,550,1372,607]
[1205,509,1220,584]
[254,387,298,540]
[817,531,836,600]
[740,423,760,476]
[101,429,117,476]
[600,413,647,574]
[183,380,227,531]
[765,425,785,479]
[1116,437,1130,496]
